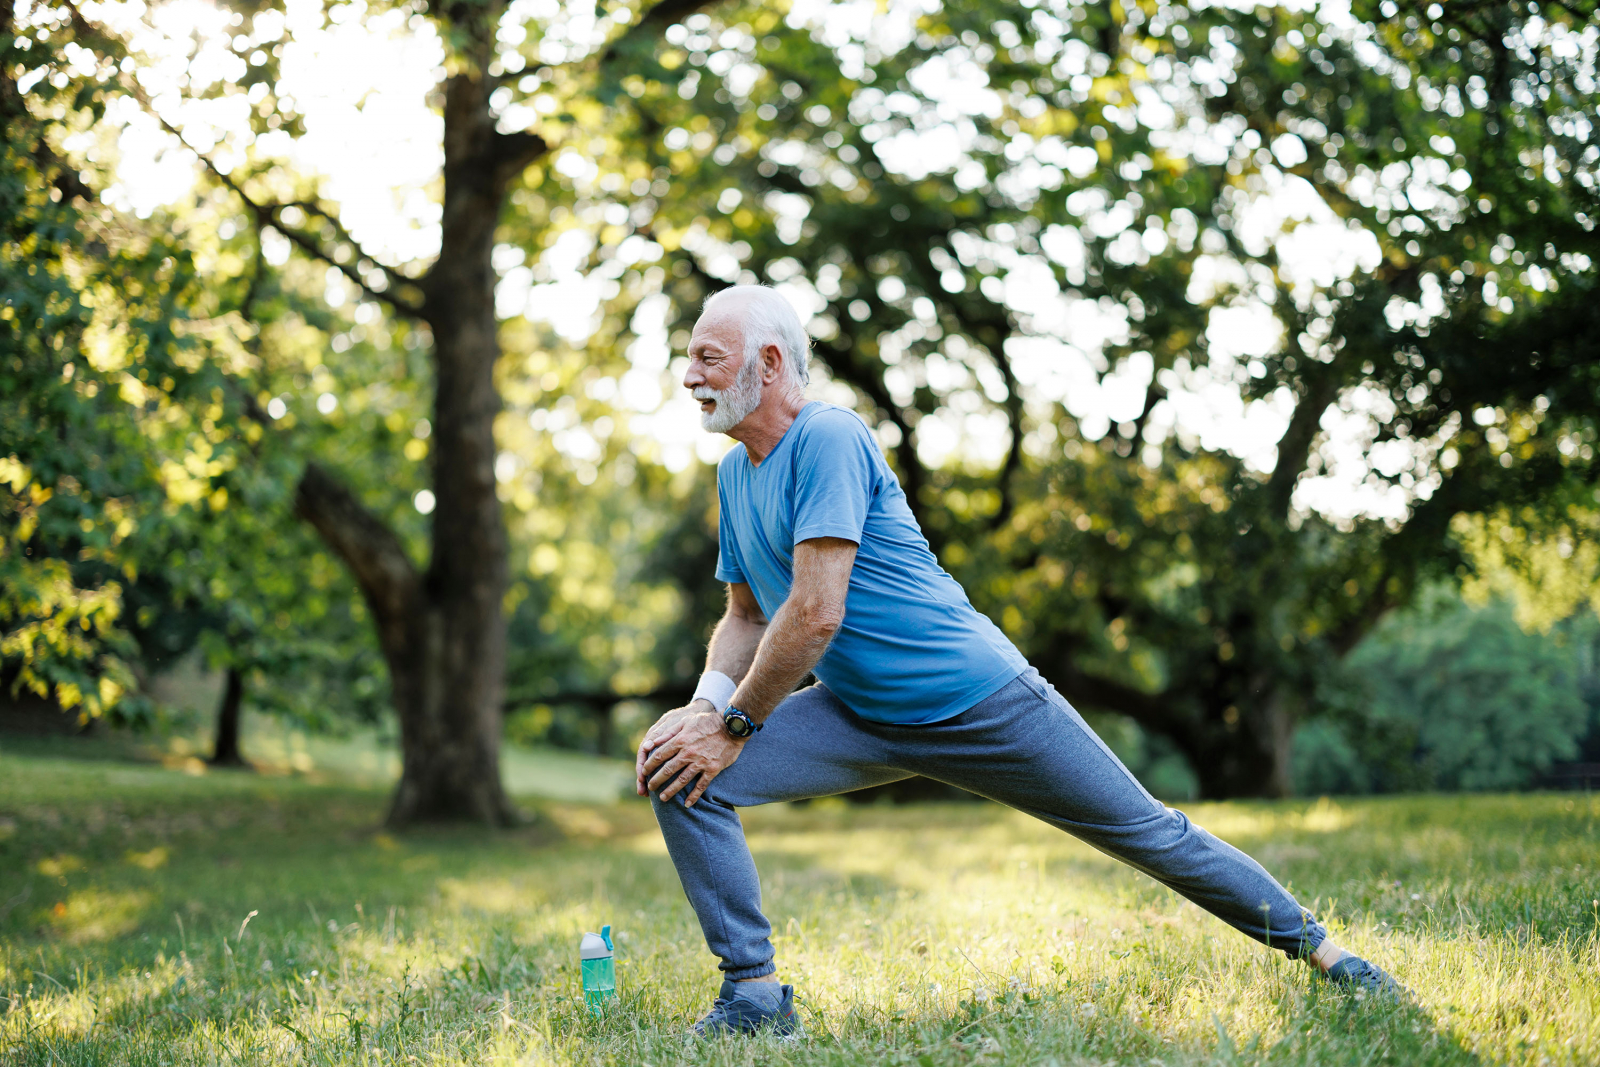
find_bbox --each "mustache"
[692,387,721,400]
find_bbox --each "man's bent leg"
[651,684,910,979]
[898,670,1327,959]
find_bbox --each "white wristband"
[692,670,738,713]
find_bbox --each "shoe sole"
[691,1021,803,1040]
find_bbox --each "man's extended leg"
[650,683,910,980]
[893,670,1328,958]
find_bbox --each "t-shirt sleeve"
[792,410,879,545]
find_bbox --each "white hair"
[702,285,811,388]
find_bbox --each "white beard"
[694,353,763,433]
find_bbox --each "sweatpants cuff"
[1288,922,1326,961]
[723,961,777,980]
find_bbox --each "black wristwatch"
[723,705,761,739]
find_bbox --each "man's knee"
[651,788,737,823]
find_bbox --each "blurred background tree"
[1297,587,1596,794]
[4,0,723,824]
[512,0,1597,795]
[0,5,387,760]
[4,0,1596,809]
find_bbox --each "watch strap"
[723,705,761,738]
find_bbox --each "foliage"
[1454,505,1600,633]
[8,0,1599,799]
[2,746,1599,1065]
[505,0,1600,794]
[0,4,391,733]
[1295,590,1592,794]
[1,13,198,723]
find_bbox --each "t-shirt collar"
[746,400,819,469]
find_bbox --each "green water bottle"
[580,925,616,1014]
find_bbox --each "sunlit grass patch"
[43,887,154,945]
[1,744,1596,1065]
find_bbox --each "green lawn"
[121,711,637,804]
[1,740,1596,1066]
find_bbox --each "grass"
[1,738,1597,1066]
[102,709,637,804]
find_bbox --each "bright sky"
[69,0,1496,527]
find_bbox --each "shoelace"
[1332,957,1391,987]
[1363,963,1396,987]
[698,995,744,1026]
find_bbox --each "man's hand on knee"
[637,703,700,796]
[638,703,746,807]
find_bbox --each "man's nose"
[683,361,705,388]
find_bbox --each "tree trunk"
[297,462,519,825]
[379,72,519,826]
[292,65,544,827]
[208,667,246,767]
[289,0,699,825]
[384,600,516,824]
[1187,684,1296,800]
[1044,657,1297,799]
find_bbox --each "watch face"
[725,712,751,737]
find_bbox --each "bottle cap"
[580,931,613,959]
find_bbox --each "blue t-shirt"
[714,402,1028,725]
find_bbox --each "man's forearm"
[704,610,766,684]
[728,597,838,722]
[695,541,855,724]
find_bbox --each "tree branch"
[1128,377,1168,448]
[505,679,695,711]
[67,0,427,317]
[235,182,426,318]
[294,463,422,659]
[936,294,1025,528]
[860,199,1023,529]
[279,199,420,305]
[115,77,426,318]
[492,130,550,176]
[1325,563,1398,657]
[985,336,1026,530]
[810,335,936,534]
[600,0,720,65]
[1263,360,1341,520]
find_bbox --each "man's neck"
[729,392,809,466]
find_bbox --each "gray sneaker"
[1324,954,1400,996]
[691,980,802,1037]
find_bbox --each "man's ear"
[762,343,784,383]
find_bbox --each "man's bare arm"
[728,536,856,722]
[635,536,858,805]
[633,582,764,796]
[701,582,767,687]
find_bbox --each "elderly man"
[637,285,1395,1037]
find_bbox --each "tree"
[989,0,1600,794]
[1297,589,1590,793]
[3,3,390,757]
[511,0,1597,795]
[24,0,737,823]
[119,449,392,768]
[19,0,1597,805]
[2,3,198,729]
[209,668,246,765]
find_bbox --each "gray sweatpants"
[651,668,1327,980]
